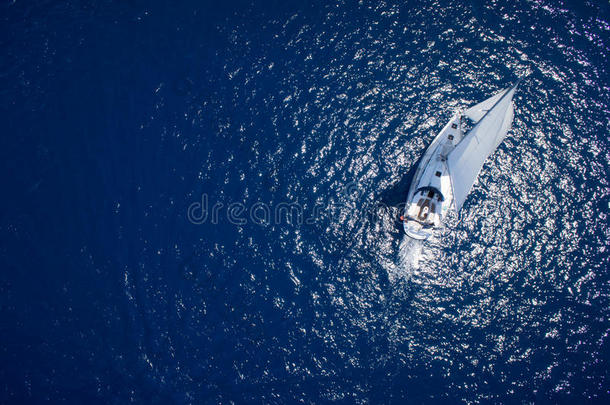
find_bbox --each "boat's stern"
[402,187,444,240]
[403,218,432,240]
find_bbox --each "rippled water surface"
[1,0,609,402]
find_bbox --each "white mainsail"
[463,87,508,123]
[447,82,519,211]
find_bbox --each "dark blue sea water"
[1,0,609,403]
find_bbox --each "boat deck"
[406,189,441,227]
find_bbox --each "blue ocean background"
[1,0,609,402]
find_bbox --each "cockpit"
[404,187,444,239]
[410,187,443,224]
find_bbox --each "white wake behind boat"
[403,80,521,240]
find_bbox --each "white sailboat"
[402,80,521,240]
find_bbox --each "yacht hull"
[402,81,520,240]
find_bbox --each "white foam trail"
[387,236,423,282]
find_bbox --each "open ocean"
[1,0,609,403]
